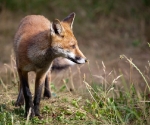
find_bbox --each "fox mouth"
[52,48,87,64]
[67,56,86,64]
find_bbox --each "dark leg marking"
[34,83,44,117]
[33,72,46,117]
[19,70,34,117]
[43,75,51,98]
[15,83,24,107]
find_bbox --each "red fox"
[14,12,87,117]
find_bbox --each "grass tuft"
[0,55,150,124]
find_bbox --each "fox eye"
[61,35,64,38]
[71,44,76,49]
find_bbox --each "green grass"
[0,55,150,125]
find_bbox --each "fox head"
[50,12,87,64]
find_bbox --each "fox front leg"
[18,70,35,117]
[34,71,46,117]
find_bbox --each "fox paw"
[43,90,51,98]
[15,99,24,107]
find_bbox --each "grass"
[0,55,150,125]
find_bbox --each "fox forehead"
[61,22,74,34]
[62,23,77,42]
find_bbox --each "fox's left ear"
[62,12,75,29]
[50,19,64,36]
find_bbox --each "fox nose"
[85,58,88,63]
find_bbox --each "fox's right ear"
[50,19,64,36]
[63,12,75,29]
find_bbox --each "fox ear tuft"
[62,12,75,29]
[50,19,64,36]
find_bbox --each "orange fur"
[14,13,87,117]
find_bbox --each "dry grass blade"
[26,108,31,125]
[120,55,150,91]
[83,74,98,104]
[112,75,122,84]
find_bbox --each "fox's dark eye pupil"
[71,45,75,49]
